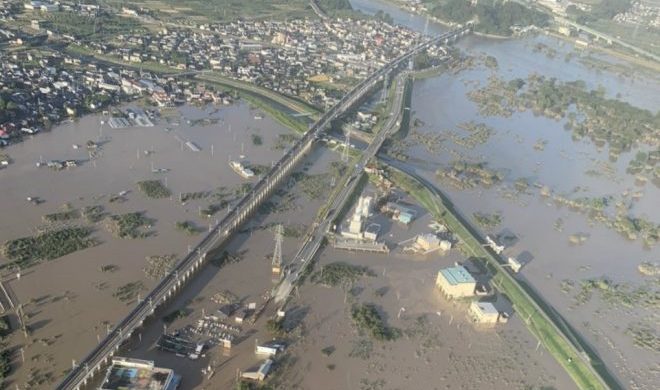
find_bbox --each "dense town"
[0,0,431,147]
[0,1,658,390]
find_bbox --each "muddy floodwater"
[352,0,660,388]
[272,183,577,390]
[0,101,301,388]
[0,1,657,388]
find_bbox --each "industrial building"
[255,342,285,357]
[435,265,476,299]
[405,233,452,254]
[100,357,180,390]
[507,256,522,273]
[382,202,416,225]
[363,223,380,241]
[241,359,273,382]
[333,237,390,253]
[468,300,509,325]
[341,195,373,240]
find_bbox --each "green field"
[42,11,145,41]
[588,19,660,56]
[101,0,353,23]
[386,165,618,390]
[241,94,310,134]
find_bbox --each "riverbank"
[382,160,618,390]
[545,30,660,73]
[369,0,659,72]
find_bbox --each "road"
[379,156,616,390]
[555,16,660,63]
[309,0,329,20]
[274,69,412,303]
[55,26,470,390]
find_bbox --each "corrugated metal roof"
[439,266,475,285]
[474,301,498,315]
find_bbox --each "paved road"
[556,16,660,63]
[274,69,411,302]
[379,155,616,390]
[56,26,470,390]
[310,0,329,20]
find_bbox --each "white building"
[100,357,180,390]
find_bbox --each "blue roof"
[397,212,414,223]
[440,266,475,285]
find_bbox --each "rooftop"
[472,301,498,315]
[439,265,475,285]
[101,357,177,390]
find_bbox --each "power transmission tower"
[271,224,283,276]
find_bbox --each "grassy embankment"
[65,44,321,126]
[386,165,618,390]
[240,94,310,134]
[104,0,357,24]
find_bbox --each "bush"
[104,212,153,239]
[0,349,10,380]
[1,227,97,267]
[350,303,400,341]
[163,309,188,324]
[251,134,263,146]
[311,262,375,287]
[137,180,171,198]
[175,221,200,235]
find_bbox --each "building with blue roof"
[435,265,476,299]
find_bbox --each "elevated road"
[275,68,412,302]
[55,25,471,390]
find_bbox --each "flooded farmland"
[0,0,656,388]
[0,101,307,388]
[351,0,659,388]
